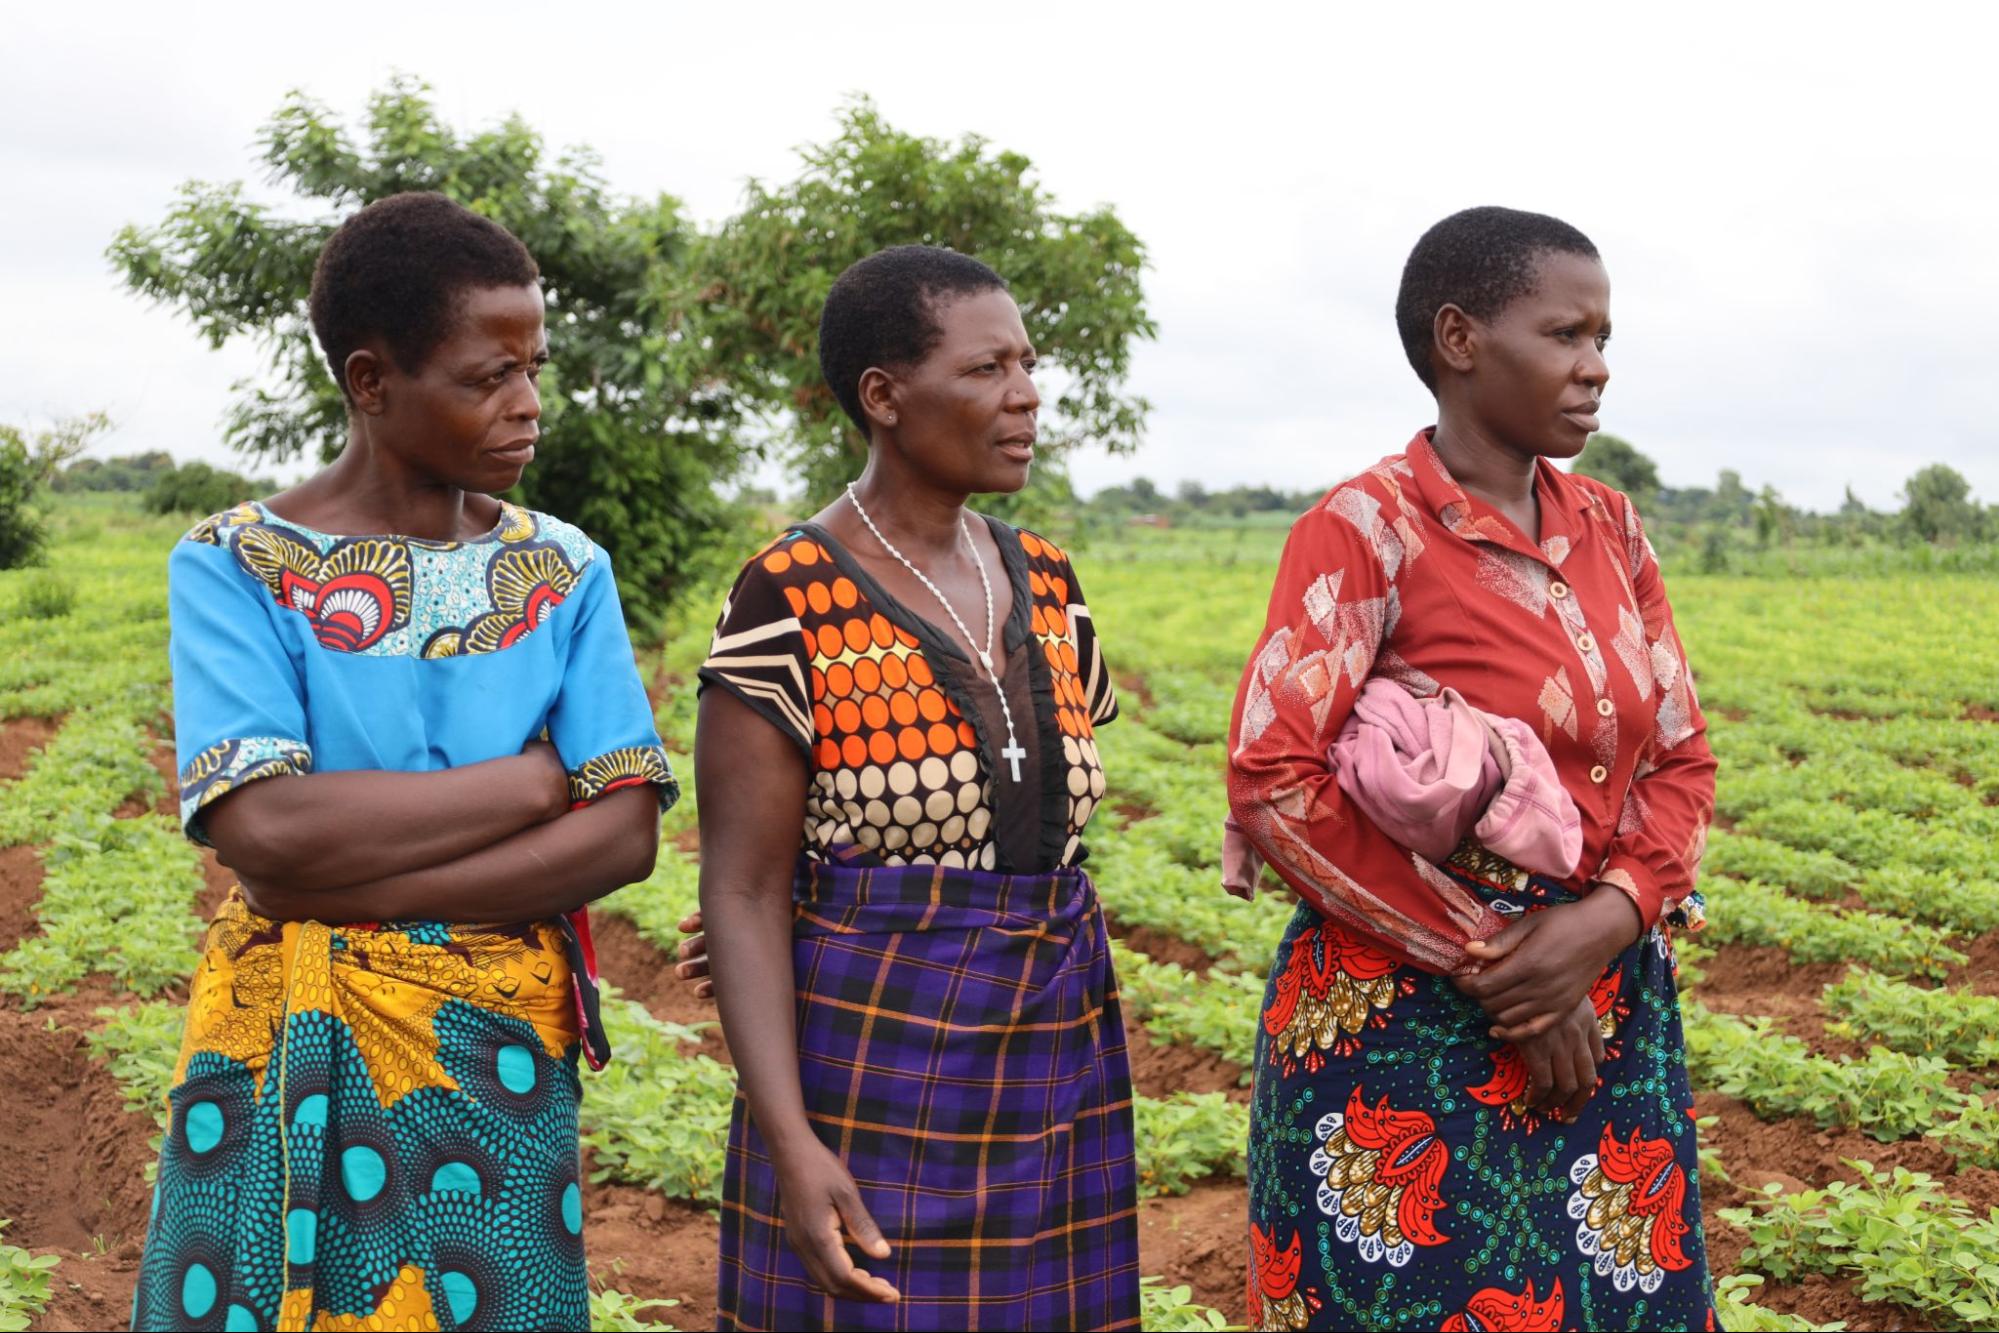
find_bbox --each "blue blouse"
[168,500,676,850]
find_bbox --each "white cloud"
[4,1,1994,509]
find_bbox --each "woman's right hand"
[1514,996,1605,1122]
[772,1138,899,1304]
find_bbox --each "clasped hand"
[1453,890,1642,1119]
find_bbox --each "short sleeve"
[545,550,678,810]
[694,552,814,756]
[168,539,314,845]
[1057,555,1119,728]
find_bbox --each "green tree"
[107,86,1156,618]
[1752,484,1793,548]
[54,450,175,492]
[1571,433,1661,506]
[144,460,271,516]
[1898,463,1983,544]
[0,414,110,569]
[1708,468,1753,525]
[683,98,1155,508]
[107,77,743,625]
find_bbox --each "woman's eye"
[1021,358,1038,374]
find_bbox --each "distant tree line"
[1076,434,1992,568]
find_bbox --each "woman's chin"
[981,459,1034,496]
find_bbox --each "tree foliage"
[682,98,1156,507]
[0,414,110,569]
[1899,463,1984,544]
[54,450,176,493]
[144,461,272,517]
[108,78,747,624]
[1572,433,1661,505]
[108,86,1155,619]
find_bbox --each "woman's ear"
[857,366,899,433]
[1432,304,1478,378]
[345,348,389,417]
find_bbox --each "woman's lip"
[998,440,1035,460]
[1561,409,1600,432]
[491,442,537,463]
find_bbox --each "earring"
[884,413,897,426]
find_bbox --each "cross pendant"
[1001,740,1026,782]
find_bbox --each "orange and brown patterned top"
[1228,431,1716,973]
[698,519,1117,873]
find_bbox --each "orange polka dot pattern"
[700,525,1117,870]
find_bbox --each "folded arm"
[235,782,660,924]
[1227,500,1511,973]
[203,744,572,893]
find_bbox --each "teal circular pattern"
[440,1269,480,1325]
[293,1092,329,1129]
[432,1161,482,1195]
[561,1181,582,1235]
[341,1145,387,1202]
[495,1043,537,1094]
[184,1100,225,1154]
[226,1303,260,1331]
[286,1207,318,1265]
[181,1262,218,1319]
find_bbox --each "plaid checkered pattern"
[717,856,1141,1331]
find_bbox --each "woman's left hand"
[675,910,714,999]
[1454,889,1642,1041]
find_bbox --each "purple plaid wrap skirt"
[716,855,1142,1331]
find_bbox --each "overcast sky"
[5,4,1993,510]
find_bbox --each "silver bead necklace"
[845,482,1026,782]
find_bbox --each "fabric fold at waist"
[791,853,1096,938]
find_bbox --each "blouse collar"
[1404,429,1593,568]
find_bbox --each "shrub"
[9,571,75,620]
[142,460,267,516]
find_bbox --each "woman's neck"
[844,457,972,565]
[271,432,489,541]
[1429,413,1541,538]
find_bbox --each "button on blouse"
[1227,431,1717,973]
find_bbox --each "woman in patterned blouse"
[133,194,671,1331]
[689,247,1140,1330]
[1230,208,1719,1330]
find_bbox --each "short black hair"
[818,246,1009,435]
[308,192,539,396]
[1395,206,1599,390]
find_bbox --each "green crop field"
[3,498,1997,1331]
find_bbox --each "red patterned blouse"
[1227,431,1715,973]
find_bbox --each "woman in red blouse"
[1233,207,1717,1331]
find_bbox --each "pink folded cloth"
[1222,679,1581,900]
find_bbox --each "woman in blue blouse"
[131,193,673,1332]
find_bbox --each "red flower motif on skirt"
[1567,1120,1693,1292]
[1467,966,1626,1129]
[1440,1276,1564,1331]
[1263,921,1412,1074]
[1245,1223,1321,1331]
[1309,1087,1450,1265]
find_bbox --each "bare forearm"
[703,879,818,1158]
[240,786,658,923]
[207,753,562,892]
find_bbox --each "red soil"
[0,715,61,782]
[0,997,157,1332]
[0,845,44,955]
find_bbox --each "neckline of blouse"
[791,515,1035,681]
[248,499,523,547]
